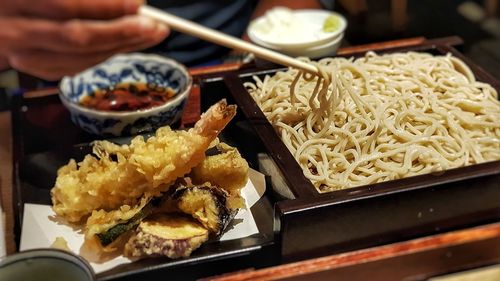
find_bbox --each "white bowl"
[59,53,192,137]
[287,33,344,58]
[252,32,344,59]
[248,8,347,50]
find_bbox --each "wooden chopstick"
[139,5,320,75]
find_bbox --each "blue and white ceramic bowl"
[59,53,192,136]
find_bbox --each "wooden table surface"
[0,111,14,255]
[202,222,500,281]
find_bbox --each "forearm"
[251,0,322,19]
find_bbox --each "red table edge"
[201,222,500,281]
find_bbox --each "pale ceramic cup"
[0,249,95,281]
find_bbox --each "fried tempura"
[85,197,151,243]
[51,237,71,252]
[51,100,237,222]
[190,143,249,209]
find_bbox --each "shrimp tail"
[191,99,237,138]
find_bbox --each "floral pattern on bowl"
[59,53,192,136]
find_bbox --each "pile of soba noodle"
[245,51,500,192]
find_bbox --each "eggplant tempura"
[50,100,249,259]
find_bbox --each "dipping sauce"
[80,82,175,111]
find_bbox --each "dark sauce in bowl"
[80,83,176,111]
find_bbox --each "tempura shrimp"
[51,100,237,222]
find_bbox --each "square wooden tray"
[204,39,500,261]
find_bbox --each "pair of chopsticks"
[139,6,320,75]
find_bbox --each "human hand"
[0,0,169,80]
[0,0,144,19]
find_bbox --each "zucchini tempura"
[51,100,237,222]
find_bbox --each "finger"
[8,39,167,81]
[17,0,144,20]
[0,16,169,54]
[38,16,169,53]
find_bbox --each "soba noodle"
[245,51,500,192]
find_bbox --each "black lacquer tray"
[11,38,500,280]
[211,42,500,262]
[10,85,276,281]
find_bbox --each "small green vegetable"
[96,197,162,246]
[97,223,135,246]
[323,15,340,32]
